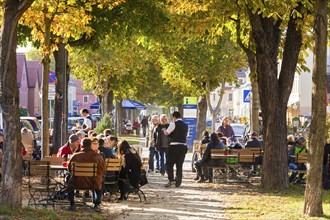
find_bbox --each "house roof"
[17,53,27,86]
[26,61,42,88]
[72,78,94,95]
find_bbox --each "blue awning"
[122,99,146,110]
[90,101,100,109]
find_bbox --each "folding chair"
[104,158,122,200]
[27,160,56,209]
[124,158,148,202]
[70,162,97,206]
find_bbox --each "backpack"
[86,116,95,129]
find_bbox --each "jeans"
[68,189,102,205]
[167,145,188,183]
[149,147,159,171]
[142,126,147,137]
[289,163,306,183]
[158,148,168,174]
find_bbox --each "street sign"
[48,85,55,100]
[243,90,251,103]
[49,70,56,84]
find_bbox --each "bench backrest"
[296,153,308,164]
[199,144,207,156]
[193,140,200,152]
[238,150,254,163]
[247,148,263,156]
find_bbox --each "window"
[239,79,244,84]
[213,93,216,101]
[228,93,233,101]
[83,96,88,103]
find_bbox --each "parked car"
[68,117,84,131]
[231,123,248,145]
[20,117,41,140]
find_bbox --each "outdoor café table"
[50,165,68,171]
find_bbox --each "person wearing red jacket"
[57,134,81,158]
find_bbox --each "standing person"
[154,114,170,175]
[216,117,235,138]
[141,116,148,137]
[80,108,93,133]
[21,127,34,159]
[146,115,160,172]
[164,111,188,188]
[66,138,105,212]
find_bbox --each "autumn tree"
[0,0,34,207]
[304,0,327,216]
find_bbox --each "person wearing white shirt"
[164,111,188,188]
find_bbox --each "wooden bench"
[289,153,308,174]
[199,144,207,157]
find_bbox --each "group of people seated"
[55,128,143,212]
[193,130,263,183]
[288,135,330,188]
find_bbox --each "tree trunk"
[235,19,260,134]
[304,0,327,216]
[0,0,34,208]
[52,42,65,154]
[41,13,51,157]
[248,6,303,190]
[196,95,207,140]
[103,89,113,115]
[177,104,183,116]
[116,99,123,136]
[63,61,69,142]
[206,80,225,132]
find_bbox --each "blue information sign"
[183,118,197,149]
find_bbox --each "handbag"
[139,170,148,186]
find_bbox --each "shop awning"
[122,99,146,110]
[90,101,100,109]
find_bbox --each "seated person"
[200,130,211,145]
[103,129,112,137]
[118,140,142,201]
[244,132,262,148]
[99,136,117,159]
[66,138,105,212]
[288,137,308,184]
[323,139,330,185]
[194,132,225,183]
[57,134,81,158]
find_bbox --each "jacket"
[202,141,224,162]
[67,149,105,191]
[57,142,81,158]
[120,151,142,188]
[154,123,170,150]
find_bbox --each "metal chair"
[27,160,56,209]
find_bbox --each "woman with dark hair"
[194,132,225,183]
[201,131,211,145]
[118,140,142,200]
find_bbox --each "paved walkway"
[111,145,229,220]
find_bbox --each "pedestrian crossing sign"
[243,90,251,103]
